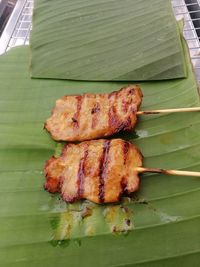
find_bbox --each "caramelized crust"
[45,85,143,142]
[44,139,143,204]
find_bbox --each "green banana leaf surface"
[30,0,186,81]
[0,44,200,266]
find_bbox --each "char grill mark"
[120,141,130,197]
[109,106,132,133]
[122,89,135,113]
[123,141,130,165]
[91,102,100,129]
[109,105,118,130]
[108,91,119,132]
[77,147,89,198]
[99,140,111,203]
[91,103,100,114]
[72,95,82,129]
[118,117,132,133]
[108,90,132,133]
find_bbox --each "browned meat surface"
[44,139,143,204]
[45,85,143,142]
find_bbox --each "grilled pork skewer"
[44,139,142,203]
[45,85,142,142]
[45,85,200,142]
[44,139,200,204]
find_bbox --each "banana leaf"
[30,0,187,81]
[0,44,200,266]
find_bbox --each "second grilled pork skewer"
[44,139,200,204]
[45,85,200,142]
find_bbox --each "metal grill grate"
[172,0,200,82]
[6,0,33,51]
[0,0,33,54]
[1,0,200,83]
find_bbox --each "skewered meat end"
[44,139,143,204]
[45,85,143,142]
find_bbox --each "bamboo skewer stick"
[137,107,200,115]
[136,167,200,177]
